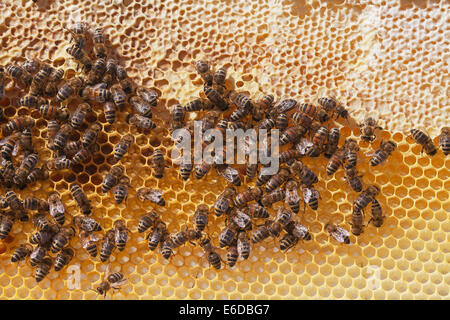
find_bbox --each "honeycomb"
[0,0,449,300]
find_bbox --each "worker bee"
[47,156,73,170]
[14,153,39,187]
[35,257,53,282]
[63,140,82,157]
[21,58,41,75]
[19,94,42,108]
[137,211,159,233]
[236,231,251,260]
[5,64,32,88]
[369,198,385,227]
[438,127,450,155]
[219,221,238,248]
[38,104,69,122]
[72,147,93,165]
[276,99,297,113]
[102,102,117,124]
[93,27,107,58]
[325,223,350,244]
[1,161,15,188]
[302,186,320,210]
[251,222,271,243]
[410,129,437,156]
[0,132,21,161]
[343,139,359,169]
[114,134,134,162]
[29,63,53,96]
[18,128,34,155]
[54,248,74,272]
[4,116,35,134]
[214,186,236,216]
[80,230,100,257]
[195,161,211,180]
[350,208,365,236]
[285,221,311,240]
[95,264,127,297]
[279,233,299,251]
[217,166,241,186]
[354,185,380,212]
[233,187,263,207]
[147,221,167,251]
[344,167,363,192]
[0,211,16,239]
[285,179,300,214]
[324,128,340,158]
[280,126,307,145]
[194,204,209,232]
[204,85,228,111]
[65,21,89,48]
[244,162,258,181]
[116,65,133,94]
[298,103,329,123]
[261,188,285,207]
[100,230,116,262]
[52,124,73,151]
[170,228,202,249]
[306,126,329,157]
[113,219,130,251]
[82,86,111,103]
[6,190,28,221]
[32,213,52,231]
[129,95,152,118]
[359,117,383,143]
[113,176,130,204]
[26,166,49,184]
[370,140,396,166]
[101,59,117,88]
[46,120,59,149]
[51,226,76,253]
[275,113,289,130]
[200,237,222,269]
[265,168,290,193]
[258,118,275,130]
[11,244,33,263]
[29,228,57,245]
[193,60,213,85]
[107,84,126,110]
[275,207,292,227]
[288,160,318,187]
[48,192,65,225]
[81,123,102,148]
[70,103,91,129]
[230,107,249,122]
[23,197,49,212]
[160,237,175,259]
[171,104,185,129]
[184,98,209,112]
[30,245,48,267]
[230,208,252,230]
[255,93,274,111]
[317,97,349,120]
[66,45,92,73]
[126,114,157,130]
[243,203,268,219]
[136,188,165,206]
[102,165,124,193]
[326,148,345,176]
[137,87,159,106]
[226,242,238,267]
[44,68,65,97]
[179,158,193,180]
[70,183,92,215]
[152,149,165,179]
[229,91,252,110]
[56,76,85,102]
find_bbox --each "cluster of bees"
[0,20,448,296]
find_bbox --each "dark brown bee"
[326,148,345,176]
[113,219,130,251]
[276,99,297,113]
[113,176,130,204]
[64,140,81,156]
[345,167,363,192]
[284,221,311,241]
[306,126,329,156]
[72,147,92,165]
[245,163,258,181]
[65,21,89,49]
[258,118,275,130]
[280,233,299,251]
[136,188,165,206]
[280,126,307,145]
[81,123,102,148]
[289,160,318,187]
[233,187,262,208]
[5,64,32,88]
[226,242,238,267]
[129,95,152,118]
[152,149,165,179]
[230,208,252,230]
[285,179,300,213]
[126,114,157,130]
[171,104,185,129]
[0,211,16,239]
[109,84,126,109]
[350,208,365,236]
[102,165,124,193]
[29,63,53,96]
[66,45,92,72]
[179,158,193,180]
[23,197,49,212]
[95,264,128,297]
[147,221,167,251]
[370,140,396,166]
[30,228,57,245]
[369,198,385,227]
[35,257,53,282]
[93,27,107,58]
[21,58,41,75]
[53,123,73,151]
[38,104,69,122]
[137,87,159,106]
[30,245,48,267]
[11,244,33,263]
[116,65,133,94]
[194,204,209,232]
[70,183,92,215]
[317,97,349,120]
[0,132,21,161]
[265,168,290,193]
[44,68,65,97]
[275,113,289,130]
[410,129,437,156]
[82,86,111,103]
[267,220,282,238]
[230,107,249,122]
[244,203,269,219]
[161,238,175,259]
[114,134,134,162]
[251,223,271,243]
[325,223,350,244]
[48,192,65,225]
[101,59,117,88]
[237,231,251,260]
[354,185,380,212]
[184,98,210,112]
[47,157,73,171]
[324,128,340,158]
[19,94,41,108]
[4,116,35,134]
[26,166,49,184]
[137,211,159,233]
[32,213,52,231]
[195,161,211,180]
[54,248,74,271]
[200,237,221,269]
[214,186,236,217]
[1,161,15,188]
[51,226,76,253]
[255,94,275,111]
[439,127,450,156]
[19,128,34,155]
[229,91,252,110]
[219,221,238,248]
[204,85,228,111]
[100,230,116,262]
[275,207,292,227]
[359,117,383,143]
[298,103,329,123]
[70,103,91,128]
[343,138,359,169]
[194,60,213,85]
[6,190,28,221]
[171,228,201,248]
[56,76,85,102]
[80,231,100,257]
[14,153,39,186]
[103,102,117,124]
[302,186,320,210]
[46,120,59,149]
[261,188,285,207]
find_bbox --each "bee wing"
[296,139,313,155]
[50,200,65,217]
[111,278,128,288]
[223,166,239,181]
[333,227,350,243]
[12,143,20,157]
[302,187,312,203]
[285,189,300,204]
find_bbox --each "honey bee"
[107,84,126,110]
[14,153,39,187]
[29,63,53,96]
[52,124,73,151]
[324,128,340,158]
[217,165,241,186]
[70,183,92,215]
[369,198,385,227]
[171,104,185,129]
[38,104,69,122]
[302,186,320,210]
[47,156,73,171]
[200,237,222,269]
[21,58,41,75]
[44,68,65,97]
[195,161,211,180]
[229,91,252,110]
[32,213,52,231]
[251,223,271,243]
[19,128,34,155]
[35,257,53,282]
[204,85,228,111]
[81,123,102,148]
[233,187,263,207]
[126,113,157,130]
[213,66,227,86]
[73,147,94,165]
[101,59,117,88]
[194,60,213,85]
[129,95,152,118]
[100,230,116,262]
[298,103,329,123]
[258,118,275,130]
[0,211,16,239]
[230,107,250,122]
[137,211,159,233]
[317,97,349,120]
[214,186,236,217]
[29,228,58,246]
[11,244,33,263]
[136,188,165,206]
[275,113,289,130]
[1,161,15,188]
[306,126,329,157]
[70,103,91,129]
[62,141,79,159]
[0,67,5,100]
[102,102,117,125]
[370,140,396,166]
[56,76,85,102]
[147,221,167,251]
[230,208,252,230]
[19,94,43,108]
[325,223,350,244]
[93,27,107,58]
[5,64,32,88]
[137,87,159,106]
[4,116,35,134]
[255,94,274,111]
[82,86,111,103]
[171,227,202,249]
[26,166,49,184]
[410,129,437,156]
[95,264,127,297]
[30,245,48,267]
[194,204,209,232]
[80,230,100,257]
[237,231,251,260]
[183,98,210,112]
[179,158,193,180]
[344,167,363,192]
[113,219,130,251]
[161,237,174,259]
[46,120,59,149]
[276,99,297,113]
[343,138,359,169]
[116,65,133,94]
[265,168,290,193]
[280,126,307,145]
[6,190,28,221]
[66,21,89,49]
[350,208,365,236]
[439,127,450,156]
[0,133,21,161]
[261,188,285,207]
[245,163,258,181]
[113,176,130,204]
[51,226,76,253]
[226,241,238,267]
[285,179,300,214]
[54,248,74,272]
[354,185,380,212]
[285,221,311,240]
[279,233,299,251]
[151,149,165,179]
[219,221,238,248]
[267,219,282,238]
[326,148,345,176]
[114,134,134,162]
[359,117,383,143]
[66,45,93,73]
[23,197,49,212]
[47,192,65,225]
[102,165,124,193]
[288,160,318,187]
